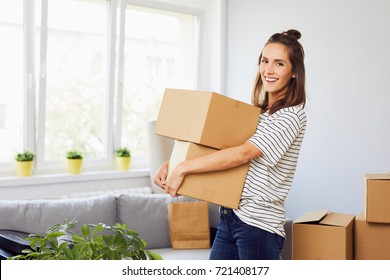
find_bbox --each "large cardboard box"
[365,173,390,223]
[292,210,355,260]
[355,212,390,259]
[155,88,261,150]
[168,140,249,209]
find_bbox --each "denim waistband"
[220,206,233,214]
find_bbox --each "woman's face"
[259,43,294,97]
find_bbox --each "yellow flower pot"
[116,156,131,171]
[68,159,83,174]
[16,161,33,177]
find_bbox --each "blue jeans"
[209,207,284,260]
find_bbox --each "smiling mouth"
[265,77,278,82]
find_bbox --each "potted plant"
[115,147,131,171]
[8,218,162,260]
[15,150,35,177]
[66,150,83,174]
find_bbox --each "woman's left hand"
[164,163,186,197]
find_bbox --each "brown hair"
[251,29,306,114]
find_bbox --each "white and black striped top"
[234,104,307,238]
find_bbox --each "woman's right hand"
[153,161,169,190]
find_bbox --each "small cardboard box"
[292,210,355,260]
[355,212,390,259]
[155,88,261,150]
[168,140,249,209]
[365,173,390,223]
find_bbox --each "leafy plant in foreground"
[8,218,162,260]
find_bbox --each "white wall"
[225,0,390,219]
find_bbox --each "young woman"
[154,29,307,260]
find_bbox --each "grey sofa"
[0,193,292,260]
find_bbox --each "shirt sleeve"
[248,111,301,167]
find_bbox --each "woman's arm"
[164,141,262,197]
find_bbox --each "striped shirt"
[234,104,307,238]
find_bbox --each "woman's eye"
[261,59,268,64]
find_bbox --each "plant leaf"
[91,223,105,236]
[146,251,163,260]
[81,224,90,238]
[47,231,66,239]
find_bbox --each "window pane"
[0,0,24,163]
[121,5,198,158]
[43,0,108,161]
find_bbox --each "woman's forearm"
[164,142,262,197]
[179,142,262,176]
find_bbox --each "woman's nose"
[265,64,274,74]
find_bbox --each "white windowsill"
[0,169,150,188]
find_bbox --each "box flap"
[319,212,355,227]
[365,173,390,180]
[294,210,329,224]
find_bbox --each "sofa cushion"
[0,194,117,236]
[117,193,202,249]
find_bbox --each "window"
[119,4,198,160]
[0,0,24,166]
[37,0,109,169]
[0,0,210,175]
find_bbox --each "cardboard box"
[155,88,261,150]
[168,140,249,209]
[355,212,390,259]
[292,210,355,260]
[365,173,390,223]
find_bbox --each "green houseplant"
[66,150,83,174]
[115,147,131,171]
[15,150,35,177]
[8,218,162,260]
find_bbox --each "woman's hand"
[153,161,185,197]
[164,162,186,197]
[153,161,169,190]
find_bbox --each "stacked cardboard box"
[293,173,390,260]
[292,210,355,260]
[155,88,261,209]
[355,173,390,259]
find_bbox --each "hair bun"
[283,29,301,40]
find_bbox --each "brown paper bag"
[168,202,210,249]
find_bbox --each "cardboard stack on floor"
[355,173,390,259]
[292,173,390,260]
[155,88,261,209]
